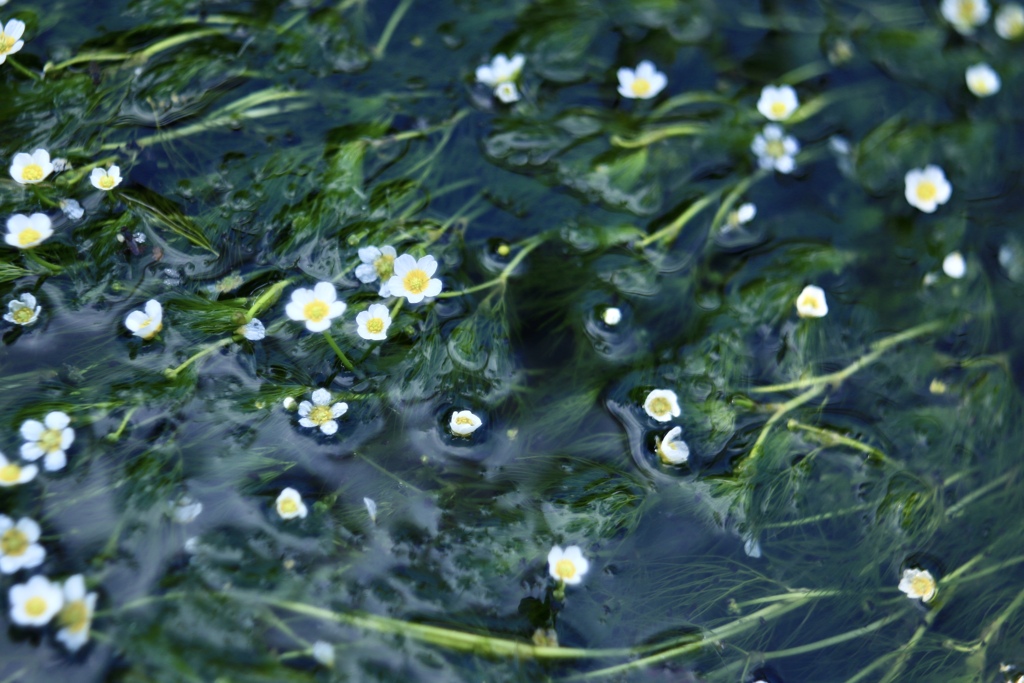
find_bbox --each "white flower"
[726,202,757,230]
[171,496,203,524]
[475,53,525,87]
[904,165,952,213]
[450,409,482,436]
[602,307,622,326]
[996,2,1024,38]
[356,303,392,341]
[796,285,828,318]
[656,426,690,465]
[276,487,308,520]
[898,567,937,602]
[60,198,84,220]
[941,0,990,33]
[0,451,37,487]
[283,397,297,410]
[89,165,122,191]
[0,515,46,573]
[363,497,378,523]
[8,575,63,627]
[644,389,681,422]
[757,84,799,121]
[51,157,70,172]
[9,148,54,184]
[125,299,164,340]
[355,245,397,297]
[312,640,335,667]
[298,388,348,435]
[4,213,53,249]
[20,411,74,471]
[494,81,521,104]
[0,19,26,65]
[752,124,800,174]
[943,251,967,278]
[387,254,443,304]
[239,318,266,341]
[55,575,97,651]
[4,292,40,326]
[285,282,346,332]
[547,545,590,585]
[965,63,1001,97]
[616,60,667,99]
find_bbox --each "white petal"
[392,254,417,277]
[44,450,67,471]
[44,411,71,430]
[20,419,44,440]
[311,389,332,405]
[330,402,348,418]
[319,420,338,435]
[312,281,337,303]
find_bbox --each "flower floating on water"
[312,640,335,668]
[356,303,392,341]
[904,165,952,213]
[388,254,443,304]
[0,18,26,65]
[752,124,799,173]
[239,318,266,341]
[276,487,308,520]
[644,389,681,422]
[5,213,53,249]
[355,245,397,296]
[602,307,622,326]
[9,148,54,185]
[476,54,525,103]
[617,60,667,99]
[757,84,799,121]
[298,388,348,435]
[943,251,966,279]
[898,567,937,602]
[286,282,346,332]
[125,299,163,340]
[8,575,63,627]
[965,63,1001,97]
[20,411,75,471]
[450,409,482,436]
[89,164,123,191]
[656,426,690,465]
[996,2,1024,38]
[941,0,990,34]
[547,545,590,585]
[55,574,97,652]
[4,292,40,326]
[796,285,828,318]
[171,496,203,524]
[0,515,45,574]
[59,198,84,221]
[0,452,37,487]
[725,202,757,230]
[494,81,521,104]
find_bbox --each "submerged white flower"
[656,426,690,465]
[363,497,378,523]
[239,318,266,341]
[20,411,75,471]
[757,84,799,121]
[941,0,990,33]
[494,81,521,104]
[5,213,53,249]
[602,307,622,326]
[752,124,800,173]
[312,640,335,667]
[4,292,40,326]
[449,409,482,436]
[644,389,680,422]
[796,285,828,318]
[355,245,397,296]
[298,388,348,435]
[356,303,392,341]
[965,63,1001,97]
[725,202,757,230]
[904,165,952,213]
[547,545,590,585]
[171,496,203,524]
[276,487,308,520]
[996,3,1024,38]
[8,575,63,627]
[616,60,667,99]
[475,53,525,87]
[55,574,97,651]
[9,148,54,184]
[943,251,967,278]
[0,451,37,487]
[89,165,122,191]
[0,18,26,65]
[387,254,443,304]
[60,198,84,221]
[285,282,346,332]
[125,299,163,340]
[0,515,45,574]
[898,567,937,602]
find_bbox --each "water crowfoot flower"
[239,318,266,341]
[475,53,525,87]
[55,575,97,651]
[656,426,690,465]
[387,254,443,303]
[616,60,667,99]
[356,303,392,340]
[125,299,164,339]
[602,307,622,326]
[363,497,378,523]
[171,496,203,524]
[0,452,37,487]
[5,213,53,249]
[644,389,681,422]
[9,149,54,184]
[0,18,26,65]
[796,285,828,318]
[89,165,123,191]
[8,575,63,626]
[943,251,967,279]
[312,641,335,667]
[547,545,590,585]
[298,388,348,435]
[4,292,40,326]
[60,198,84,220]
[899,567,937,602]
[941,0,990,34]
[0,516,45,573]
[494,81,520,104]
[725,202,757,231]
[20,411,75,471]
[285,282,346,332]
[752,124,800,173]
[355,245,397,296]
[449,409,482,436]
[757,84,799,121]
[904,165,952,213]
[996,2,1024,38]
[965,63,1001,97]
[276,487,308,520]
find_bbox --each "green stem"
[786,419,891,464]
[757,611,904,660]
[5,57,41,81]
[246,279,293,321]
[945,468,1018,519]
[746,384,826,463]
[323,331,355,371]
[611,123,709,149]
[709,171,768,235]
[639,192,721,248]
[105,407,139,442]
[438,236,545,298]
[389,297,404,320]
[373,0,414,59]
[760,503,873,529]
[164,337,234,379]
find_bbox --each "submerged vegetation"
[2,0,1024,681]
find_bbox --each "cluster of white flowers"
[752,85,801,173]
[642,389,690,465]
[476,53,526,104]
[6,574,97,650]
[941,0,990,34]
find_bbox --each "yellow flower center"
[1007,16,1024,38]
[911,574,935,599]
[24,596,49,618]
[630,78,651,97]
[308,405,332,425]
[98,174,116,189]
[21,164,45,182]
[916,180,937,202]
[303,300,329,322]
[39,428,64,454]
[968,74,992,95]
[59,600,89,633]
[18,228,41,246]
[766,139,786,158]
[12,307,34,324]
[798,293,823,313]
[403,269,429,295]
[770,100,789,118]
[0,34,14,54]
[279,498,299,515]
[959,0,976,22]
[365,317,385,334]
[374,253,395,280]
[1,528,29,556]
[555,559,577,580]
[649,397,671,417]
[455,415,474,425]
[0,463,24,483]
